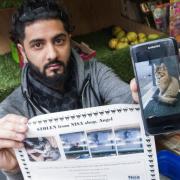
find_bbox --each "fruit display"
[108,25,160,50]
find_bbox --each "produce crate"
[71,40,96,61]
[115,16,164,35]
[73,23,165,82]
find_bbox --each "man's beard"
[28,59,70,90]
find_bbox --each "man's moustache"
[44,60,65,69]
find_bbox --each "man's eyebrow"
[29,39,44,45]
[53,33,67,40]
[29,33,67,45]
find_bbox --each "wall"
[0,8,15,54]
[62,0,122,36]
[0,0,123,54]
[63,0,161,35]
[0,0,161,54]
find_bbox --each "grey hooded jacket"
[0,49,132,180]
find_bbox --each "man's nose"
[47,44,58,61]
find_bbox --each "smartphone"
[130,37,180,135]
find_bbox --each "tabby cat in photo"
[154,63,179,104]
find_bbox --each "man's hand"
[130,78,139,103]
[0,114,28,171]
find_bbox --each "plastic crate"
[157,150,180,180]
[71,40,96,61]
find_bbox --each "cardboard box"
[115,16,164,35]
[119,0,143,23]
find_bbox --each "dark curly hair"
[10,0,74,44]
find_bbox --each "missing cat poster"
[14,104,160,180]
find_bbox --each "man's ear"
[17,43,28,63]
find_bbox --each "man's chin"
[46,71,64,78]
[43,74,67,86]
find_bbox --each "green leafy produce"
[0,54,21,101]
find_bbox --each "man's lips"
[47,63,61,70]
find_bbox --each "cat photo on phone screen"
[154,63,179,105]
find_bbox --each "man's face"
[18,19,71,84]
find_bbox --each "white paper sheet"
[15,104,160,180]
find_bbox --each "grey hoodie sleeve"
[2,170,24,180]
[94,61,133,104]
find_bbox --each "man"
[0,0,133,179]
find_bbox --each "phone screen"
[132,39,180,134]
